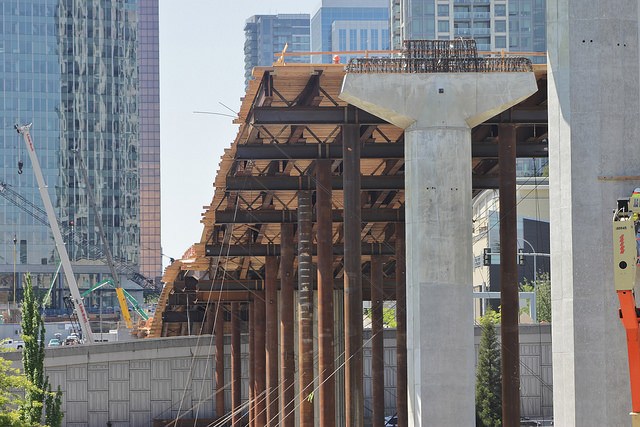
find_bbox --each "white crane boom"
[15,124,94,343]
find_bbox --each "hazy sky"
[159,1,319,267]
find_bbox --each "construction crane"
[74,151,132,329]
[81,278,149,322]
[612,188,640,427]
[0,181,155,289]
[15,124,94,343]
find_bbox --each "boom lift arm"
[81,279,149,321]
[613,189,640,427]
[15,124,94,343]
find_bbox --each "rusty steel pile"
[346,38,533,74]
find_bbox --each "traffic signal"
[483,248,491,266]
[518,249,525,265]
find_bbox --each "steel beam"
[213,208,404,224]
[499,124,521,425]
[231,302,241,426]
[235,141,548,160]
[249,301,255,427]
[343,123,364,426]
[204,242,395,257]
[297,190,314,426]
[265,257,279,427]
[251,106,388,125]
[224,174,501,191]
[317,159,335,426]
[370,256,385,427]
[250,105,547,126]
[279,223,295,427]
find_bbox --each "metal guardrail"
[345,39,533,74]
[346,56,533,73]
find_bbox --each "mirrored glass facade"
[0,0,161,309]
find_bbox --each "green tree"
[476,309,502,427]
[0,357,32,426]
[20,273,63,426]
[520,272,552,323]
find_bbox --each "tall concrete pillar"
[395,223,408,427]
[341,71,536,425]
[548,1,640,425]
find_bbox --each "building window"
[339,29,347,51]
[495,36,507,49]
[438,20,450,33]
[494,20,506,32]
[360,29,368,50]
[349,29,357,50]
[371,29,379,50]
[495,4,506,16]
[437,4,449,17]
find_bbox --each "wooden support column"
[499,124,521,425]
[395,223,408,427]
[214,304,225,419]
[247,303,256,427]
[371,255,385,427]
[249,302,255,426]
[280,223,296,427]
[265,256,279,426]
[317,158,335,426]
[343,123,363,426]
[254,291,267,426]
[298,190,314,426]
[231,302,241,426]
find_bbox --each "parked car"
[47,338,61,347]
[0,338,25,350]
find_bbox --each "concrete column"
[395,223,408,427]
[279,223,295,427]
[498,124,520,424]
[548,1,640,425]
[297,190,314,426]
[370,255,385,427]
[214,304,225,419]
[265,256,279,426]
[341,71,536,426]
[343,123,364,426]
[254,291,267,426]
[231,302,241,426]
[316,158,335,427]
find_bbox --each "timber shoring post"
[280,223,295,427]
[395,223,408,427]
[371,255,385,427]
[231,302,241,426]
[214,303,225,419]
[499,124,521,425]
[249,302,255,426]
[298,189,315,426]
[343,123,364,426]
[317,158,336,426]
[265,256,279,426]
[254,291,267,426]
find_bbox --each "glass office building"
[392,0,546,64]
[0,0,161,310]
[244,14,310,87]
[311,0,390,64]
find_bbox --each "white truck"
[1,338,25,350]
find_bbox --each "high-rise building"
[391,0,546,64]
[244,14,310,87]
[311,0,390,64]
[0,0,161,310]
